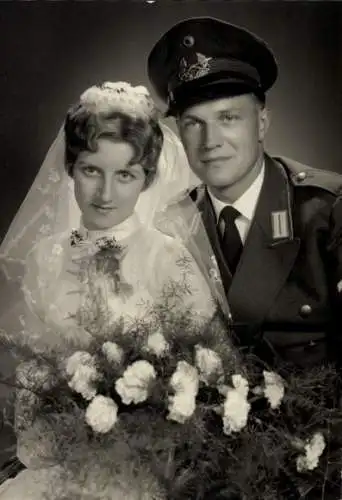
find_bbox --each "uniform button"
[300,304,312,317]
[296,171,307,182]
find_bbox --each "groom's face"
[73,138,146,230]
[177,94,269,193]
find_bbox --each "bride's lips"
[92,204,117,214]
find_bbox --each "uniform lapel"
[189,186,232,316]
[228,155,301,324]
[197,187,233,292]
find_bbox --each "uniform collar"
[207,161,265,222]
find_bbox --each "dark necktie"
[218,206,243,274]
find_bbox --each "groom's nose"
[201,121,223,152]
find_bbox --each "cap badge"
[178,52,212,82]
[182,35,195,48]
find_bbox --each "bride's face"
[73,138,145,230]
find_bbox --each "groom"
[147,17,342,369]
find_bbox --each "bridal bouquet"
[1,286,342,499]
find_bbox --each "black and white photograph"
[0,1,342,498]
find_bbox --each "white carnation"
[296,432,326,472]
[65,351,95,376]
[69,378,96,401]
[115,360,156,405]
[168,392,196,424]
[222,375,250,435]
[194,344,224,385]
[232,374,249,397]
[145,330,169,357]
[170,361,199,394]
[263,370,285,409]
[85,395,118,433]
[68,364,99,401]
[223,391,250,435]
[167,361,199,423]
[102,341,124,365]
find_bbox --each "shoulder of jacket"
[273,155,342,196]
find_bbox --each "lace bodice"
[20,213,216,347]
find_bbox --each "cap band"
[169,56,261,93]
[167,81,265,116]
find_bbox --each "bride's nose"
[96,174,116,203]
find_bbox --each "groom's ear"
[258,103,271,143]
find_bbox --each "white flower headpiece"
[80,81,157,121]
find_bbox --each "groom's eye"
[218,111,241,123]
[180,117,202,131]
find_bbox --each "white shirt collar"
[79,212,141,243]
[208,161,265,222]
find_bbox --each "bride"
[0,81,231,499]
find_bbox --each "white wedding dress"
[0,212,216,500]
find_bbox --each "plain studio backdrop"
[0,0,341,466]
[1,1,342,240]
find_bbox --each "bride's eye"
[116,170,135,182]
[82,166,101,177]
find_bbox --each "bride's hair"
[64,104,164,188]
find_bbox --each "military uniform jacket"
[162,154,342,368]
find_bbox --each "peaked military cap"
[148,17,278,115]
